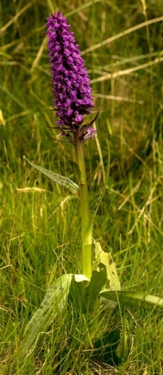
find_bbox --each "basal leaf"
[94,241,121,291]
[100,290,163,307]
[22,274,72,356]
[21,274,88,356]
[69,275,88,312]
[69,264,107,313]
[85,263,107,312]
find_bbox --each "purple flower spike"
[46,12,96,143]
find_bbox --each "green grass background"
[0,0,163,374]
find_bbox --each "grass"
[0,0,163,374]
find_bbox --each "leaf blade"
[94,241,121,291]
[21,274,88,356]
[25,158,79,195]
[100,290,163,307]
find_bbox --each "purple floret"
[46,12,95,142]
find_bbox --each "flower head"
[46,12,96,142]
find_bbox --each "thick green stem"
[74,132,92,279]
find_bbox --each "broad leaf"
[69,264,107,313]
[25,158,79,196]
[100,290,163,307]
[69,275,88,312]
[85,263,107,312]
[94,241,121,291]
[21,273,88,356]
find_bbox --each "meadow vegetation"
[0,0,163,374]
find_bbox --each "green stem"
[74,132,92,279]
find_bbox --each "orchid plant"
[22,12,163,362]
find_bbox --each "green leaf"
[21,274,88,356]
[25,158,79,196]
[69,275,88,312]
[85,263,107,312]
[21,274,72,356]
[94,241,121,291]
[100,290,163,307]
[69,264,107,313]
